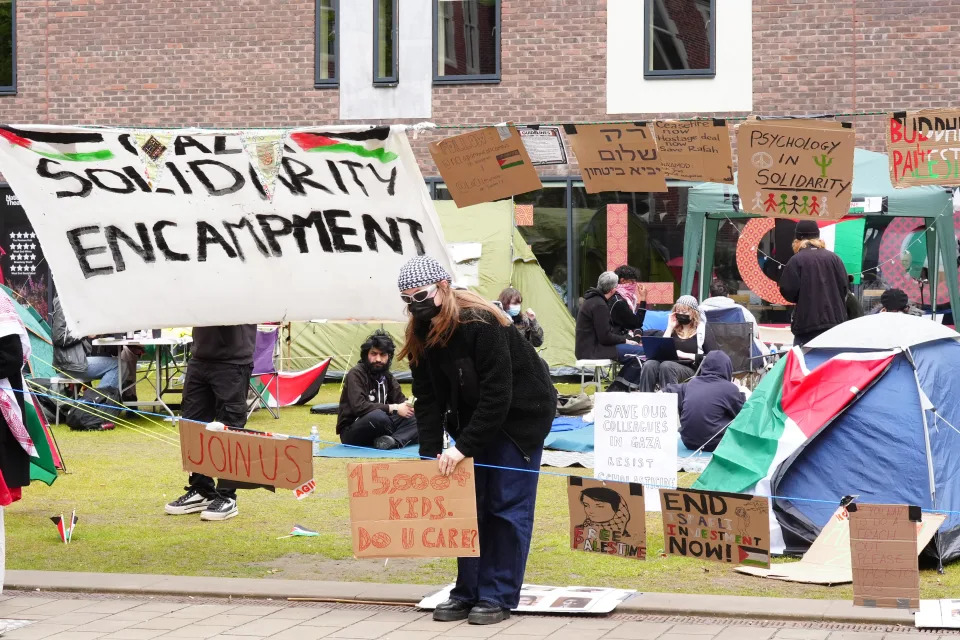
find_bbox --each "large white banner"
[0,125,453,334]
[593,392,678,512]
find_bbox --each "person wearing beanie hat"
[779,219,850,345]
[638,295,718,392]
[396,255,557,626]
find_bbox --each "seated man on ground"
[574,271,643,391]
[337,330,417,450]
[664,351,745,453]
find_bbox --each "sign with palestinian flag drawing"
[0,125,453,334]
[693,347,897,554]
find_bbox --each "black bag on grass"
[66,386,123,431]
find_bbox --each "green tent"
[680,149,959,313]
[0,284,55,379]
[287,200,576,373]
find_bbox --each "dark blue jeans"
[450,438,543,610]
[615,343,645,389]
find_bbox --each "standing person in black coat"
[397,255,556,626]
[575,272,644,390]
[778,220,849,346]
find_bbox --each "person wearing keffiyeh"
[0,289,35,506]
[578,487,633,538]
[608,265,647,338]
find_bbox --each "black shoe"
[433,598,473,622]
[199,495,238,521]
[374,435,399,450]
[164,486,213,515]
[468,601,510,625]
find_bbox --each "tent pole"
[905,346,944,573]
[926,225,939,318]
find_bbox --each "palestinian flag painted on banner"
[496,150,524,170]
[27,394,59,485]
[738,546,770,568]
[693,347,895,551]
[251,359,331,408]
[0,126,114,162]
[290,128,397,164]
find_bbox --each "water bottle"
[310,425,320,457]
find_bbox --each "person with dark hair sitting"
[877,288,922,316]
[337,330,418,450]
[608,265,647,337]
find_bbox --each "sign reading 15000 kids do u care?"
[0,125,454,335]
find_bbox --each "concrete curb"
[4,570,915,626]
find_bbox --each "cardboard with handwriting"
[737,506,945,585]
[179,420,314,493]
[887,109,960,187]
[653,120,734,184]
[566,123,667,193]
[737,120,855,220]
[661,488,770,568]
[347,459,479,559]
[568,477,646,560]
[429,124,541,208]
[849,503,920,609]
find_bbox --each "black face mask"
[409,300,441,322]
[676,313,692,326]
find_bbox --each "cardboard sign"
[661,488,770,568]
[887,109,960,187]
[653,120,734,184]
[566,124,667,194]
[429,124,541,208]
[737,121,855,220]
[849,503,920,609]
[347,459,479,559]
[638,282,674,305]
[179,421,313,491]
[593,392,678,512]
[0,125,454,334]
[517,125,568,166]
[568,477,646,560]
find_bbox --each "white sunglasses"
[400,284,438,304]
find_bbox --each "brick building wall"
[0,1,957,175]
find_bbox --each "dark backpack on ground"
[66,386,124,431]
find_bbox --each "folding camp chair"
[248,326,280,419]
[704,322,757,388]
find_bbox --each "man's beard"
[364,360,389,374]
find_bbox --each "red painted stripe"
[290,132,338,151]
[0,128,33,149]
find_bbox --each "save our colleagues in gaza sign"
[0,125,453,334]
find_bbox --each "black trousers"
[793,328,829,347]
[340,409,418,448]
[182,360,252,499]
[639,360,696,392]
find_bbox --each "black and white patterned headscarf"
[397,255,452,291]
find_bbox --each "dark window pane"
[0,1,12,88]
[515,186,570,307]
[648,0,712,72]
[436,0,497,78]
[317,0,336,81]
[375,0,396,82]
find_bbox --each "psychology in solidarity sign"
[0,125,453,334]
[347,460,479,559]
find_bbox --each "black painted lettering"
[197,221,238,261]
[248,165,268,200]
[67,225,113,278]
[396,218,425,255]
[153,221,190,261]
[223,217,270,261]
[367,163,397,196]
[281,157,332,195]
[214,135,242,155]
[85,168,136,194]
[105,223,155,272]
[174,136,211,156]
[326,159,348,194]
[362,215,402,254]
[37,159,92,198]
[291,211,334,253]
[323,210,361,253]
[121,166,152,193]
[256,214,293,257]
[341,160,369,196]
[189,159,245,196]
[165,162,193,194]
[117,134,140,157]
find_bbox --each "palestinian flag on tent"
[693,347,895,552]
[251,359,331,408]
[26,394,59,485]
[0,126,114,162]
[290,127,397,164]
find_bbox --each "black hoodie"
[575,288,625,360]
[664,351,745,452]
[336,363,406,434]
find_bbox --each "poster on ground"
[916,600,960,629]
[653,120,734,184]
[661,488,771,568]
[593,392,678,512]
[736,120,855,220]
[568,477,646,560]
[887,109,960,188]
[566,124,667,193]
[418,584,636,614]
[849,502,920,609]
[347,460,479,559]
[0,125,454,334]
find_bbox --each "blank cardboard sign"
[849,503,920,610]
[568,477,646,560]
[347,459,479,559]
[736,506,944,585]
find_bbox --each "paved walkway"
[0,591,953,640]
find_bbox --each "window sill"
[643,72,717,80]
[0,88,17,96]
[313,82,339,89]
[373,81,399,88]
[433,76,501,86]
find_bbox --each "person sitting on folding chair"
[663,351,745,453]
[337,330,417,450]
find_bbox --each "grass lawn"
[7,377,958,599]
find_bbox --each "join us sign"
[0,125,453,334]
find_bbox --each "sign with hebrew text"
[566,124,667,193]
[0,125,453,334]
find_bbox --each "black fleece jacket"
[778,247,848,336]
[575,288,625,360]
[336,364,406,434]
[411,309,557,460]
